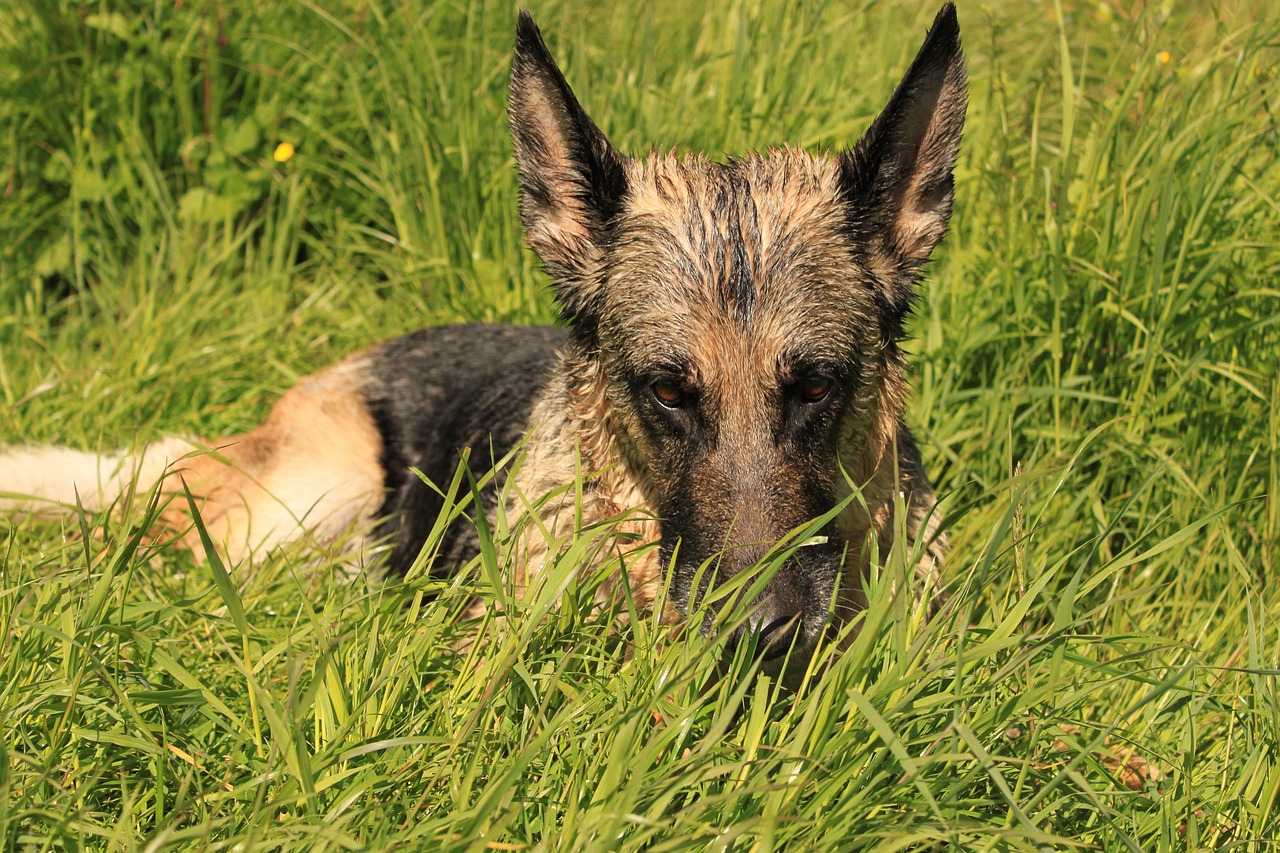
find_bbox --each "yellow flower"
[1157,51,1171,64]
[273,142,295,163]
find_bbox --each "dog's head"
[509,6,965,661]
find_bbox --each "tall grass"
[2,0,1278,849]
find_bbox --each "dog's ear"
[840,3,966,320]
[510,10,628,323]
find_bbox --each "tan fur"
[3,353,386,565]
[506,149,942,604]
[508,148,948,625]
[513,370,667,610]
[1,437,198,517]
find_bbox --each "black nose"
[728,596,804,661]
[755,613,802,660]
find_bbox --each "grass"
[1,0,1278,849]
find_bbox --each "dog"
[1,5,965,663]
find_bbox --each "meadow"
[1,0,1278,849]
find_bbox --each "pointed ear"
[510,10,628,322]
[840,3,966,315]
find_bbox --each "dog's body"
[2,6,965,661]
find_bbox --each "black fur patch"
[363,324,566,575]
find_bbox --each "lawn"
[1,0,1278,849]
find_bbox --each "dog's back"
[363,323,566,572]
[2,324,565,569]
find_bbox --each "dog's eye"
[651,379,686,408]
[797,373,833,403]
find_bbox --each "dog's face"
[509,7,965,659]
[592,154,897,652]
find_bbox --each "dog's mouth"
[661,535,843,666]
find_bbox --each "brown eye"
[798,373,833,403]
[652,379,686,408]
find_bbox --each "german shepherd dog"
[2,5,965,664]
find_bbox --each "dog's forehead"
[627,147,840,211]
[619,148,849,265]
[599,148,876,371]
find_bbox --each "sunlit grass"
[1,0,1278,849]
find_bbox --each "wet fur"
[1,5,966,663]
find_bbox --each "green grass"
[2,0,1278,849]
